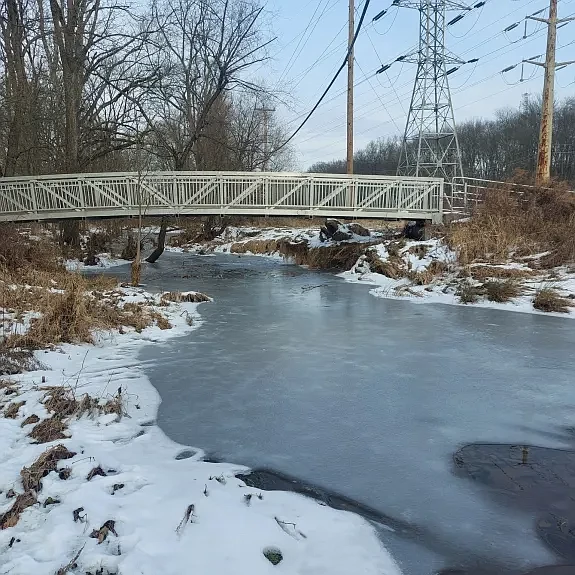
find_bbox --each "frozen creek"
[104,252,575,575]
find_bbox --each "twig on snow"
[176,504,195,535]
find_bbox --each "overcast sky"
[257,0,575,169]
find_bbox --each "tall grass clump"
[448,180,575,268]
[0,224,168,352]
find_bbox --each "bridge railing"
[0,172,444,222]
[443,177,574,216]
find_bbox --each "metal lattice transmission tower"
[397,0,470,181]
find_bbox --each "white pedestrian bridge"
[0,171,444,223]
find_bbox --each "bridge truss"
[0,172,444,223]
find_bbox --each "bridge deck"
[0,172,444,223]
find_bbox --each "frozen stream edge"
[0,288,401,575]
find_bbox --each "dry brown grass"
[150,311,172,330]
[230,238,371,271]
[0,225,130,354]
[408,261,448,285]
[230,239,282,255]
[29,385,125,443]
[448,181,575,268]
[1,276,181,350]
[0,224,62,275]
[483,279,523,303]
[365,250,404,279]
[456,281,481,304]
[131,260,142,286]
[533,288,574,313]
[0,444,75,529]
[0,491,37,529]
[306,243,370,270]
[407,244,429,259]
[21,444,76,491]
[4,400,25,419]
[467,265,536,281]
[21,414,39,426]
[42,385,125,419]
[29,415,68,443]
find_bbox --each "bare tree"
[0,0,44,176]
[141,0,273,170]
[193,92,294,171]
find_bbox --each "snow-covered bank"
[65,254,132,271]
[0,289,401,575]
[341,238,575,319]
[167,225,384,256]
[166,224,575,319]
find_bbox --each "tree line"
[0,0,291,177]
[309,97,575,183]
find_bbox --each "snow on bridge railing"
[0,171,444,223]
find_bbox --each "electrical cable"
[295,0,575,158]
[448,1,485,39]
[274,0,332,89]
[272,0,372,153]
[289,22,349,91]
[356,58,403,133]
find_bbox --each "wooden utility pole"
[524,0,574,185]
[256,106,275,171]
[346,0,354,175]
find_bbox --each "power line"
[286,0,544,129]
[274,0,334,89]
[356,58,403,133]
[273,0,373,154]
[293,0,575,161]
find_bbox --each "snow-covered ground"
[0,288,401,575]
[341,238,575,319]
[65,254,132,271]
[167,225,383,256]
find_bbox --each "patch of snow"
[65,254,131,271]
[0,310,40,341]
[0,290,402,575]
[341,238,575,319]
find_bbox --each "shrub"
[456,281,481,304]
[483,279,522,303]
[447,180,575,267]
[533,288,573,313]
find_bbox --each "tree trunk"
[145,218,168,263]
[61,220,81,247]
